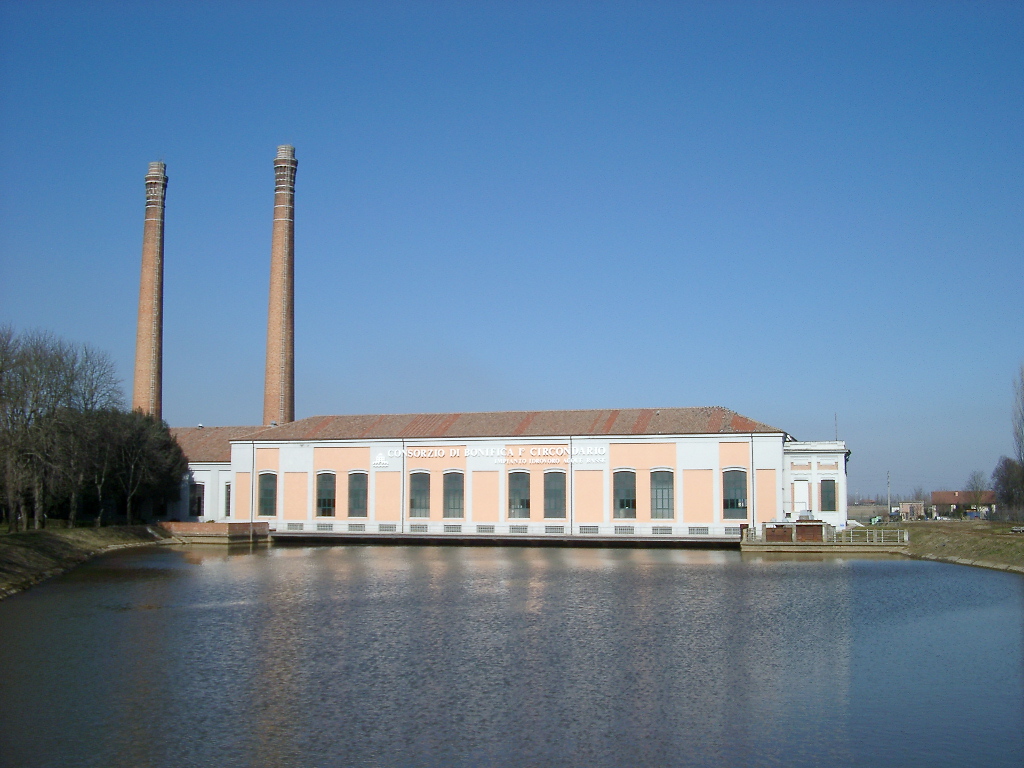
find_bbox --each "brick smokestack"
[263,145,297,425]
[132,161,168,418]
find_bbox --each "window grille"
[443,524,462,533]
[723,470,748,519]
[545,525,565,534]
[379,524,397,532]
[443,473,464,518]
[724,526,742,536]
[409,473,430,517]
[613,471,637,519]
[508,472,531,519]
[348,523,365,532]
[544,472,566,518]
[316,473,336,517]
[688,526,709,535]
[410,524,428,533]
[614,525,635,535]
[651,471,674,519]
[348,472,368,517]
[476,525,495,533]
[286,522,303,531]
[579,525,599,534]
[509,525,528,533]
[316,523,333,532]
[652,526,672,535]
[258,474,277,517]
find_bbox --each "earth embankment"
[0,526,173,599]
[903,521,1024,574]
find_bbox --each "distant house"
[931,490,997,518]
[898,501,925,520]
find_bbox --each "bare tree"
[965,470,990,517]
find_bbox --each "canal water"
[0,545,1021,768]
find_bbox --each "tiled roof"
[171,425,267,463]
[931,490,997,505]
[244,406,784,443]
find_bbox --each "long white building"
[171,406,848,539]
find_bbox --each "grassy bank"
[0,526,174,600]
[901,521,1024,574]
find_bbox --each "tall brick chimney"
[263,145,297,425]
[132,161,168,418]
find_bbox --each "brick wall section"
[132,162,167,417]
[263,146,297,426]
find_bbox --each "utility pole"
[886,471,891,521]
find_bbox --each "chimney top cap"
[147,161,166,175]
[276,145,295,160]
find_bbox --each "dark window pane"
[821,479,837,512]
[613,471,636,519]
[224,483,231,517]
[723,470,747,519]
[508,472,531,519]
[348,472,368,517]
[544,472,566,518]
[651,471,674,519]
[189,483,205,518]
[443,473,464,518]
[316,473,336,517]
[409,473,429,517]
[258,474,277,517]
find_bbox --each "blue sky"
[1,1,1021,496]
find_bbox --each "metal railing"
[745,526,908,544]
[828,528,908,544]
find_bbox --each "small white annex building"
[171,407,849,539]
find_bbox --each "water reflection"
[0,546,1020,768]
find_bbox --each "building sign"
[381,446,608,466]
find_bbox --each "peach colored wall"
[405,446,467,521]
[719,442,750,468]
[234,472,250,519]
[374,472,401,522]
[314,447,370,472]
[756,469,776,523]
[255,448,279,472]
[609,443,675,469]
[609,444,675,522]
[314,447,371,518]
[683,469,714,523]
[283,472,308,520]
[472,471,498,522]
[574,470,604,523]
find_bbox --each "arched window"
[443,472,464,518]
[258,473,277,517]
[544,471,566,518]
[409,472,430,517]
[508,472,530,519]
[316,473,336,517]
[349,472,368,517]
[614,471,636,519]
[723,470,747,519]
[651,471,674,519]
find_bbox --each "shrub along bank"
[0,526,173,599]
[902,521,1024,574]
